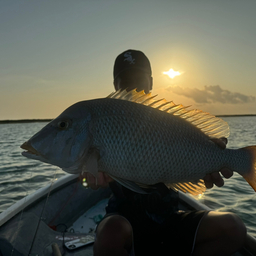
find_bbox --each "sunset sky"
[1,0,256,120]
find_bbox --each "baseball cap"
[113,50,152,80]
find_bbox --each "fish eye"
[57,120,69,130]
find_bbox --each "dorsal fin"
[107,89,230,139]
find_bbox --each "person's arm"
[204,138,233,188]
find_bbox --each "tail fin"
[241,146,256,192]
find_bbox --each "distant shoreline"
[0,119,53,124]
[217,114,256,117]
[1,114,256,123]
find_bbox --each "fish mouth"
[21,141,39,155]
[20,141,43,160]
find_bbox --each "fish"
[20,89,256,195]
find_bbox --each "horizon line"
[1,114,256,123]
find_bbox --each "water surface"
[0,117,256,236]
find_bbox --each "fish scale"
[20,89,256,195]
[89,99,225,183]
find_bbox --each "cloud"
[166,85,256,104]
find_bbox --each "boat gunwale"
[0,174,80,227]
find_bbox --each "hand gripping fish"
[21,90,256,195]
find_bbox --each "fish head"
[21,102,92,173]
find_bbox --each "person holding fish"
[21,50,256,255]
[85,50,248,256]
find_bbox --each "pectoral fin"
[83,148,100,178]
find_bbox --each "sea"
[0,117,256,236]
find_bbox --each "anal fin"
[167,179,206,196]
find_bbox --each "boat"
[0,174,256,256]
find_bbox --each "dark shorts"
[102,183,208,255]
[126,210,207,256]
[101,210,207,255]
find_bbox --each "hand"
[204,137,233,189]
[80,172,113,190]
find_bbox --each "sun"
[163,68,181,79]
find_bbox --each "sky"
[1,0,256,120]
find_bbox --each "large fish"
[21,90,256,195]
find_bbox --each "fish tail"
[241,146,256,192]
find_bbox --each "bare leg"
[94,215,133,256]
[193,211,247,256]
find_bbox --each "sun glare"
[163,68,181,79]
